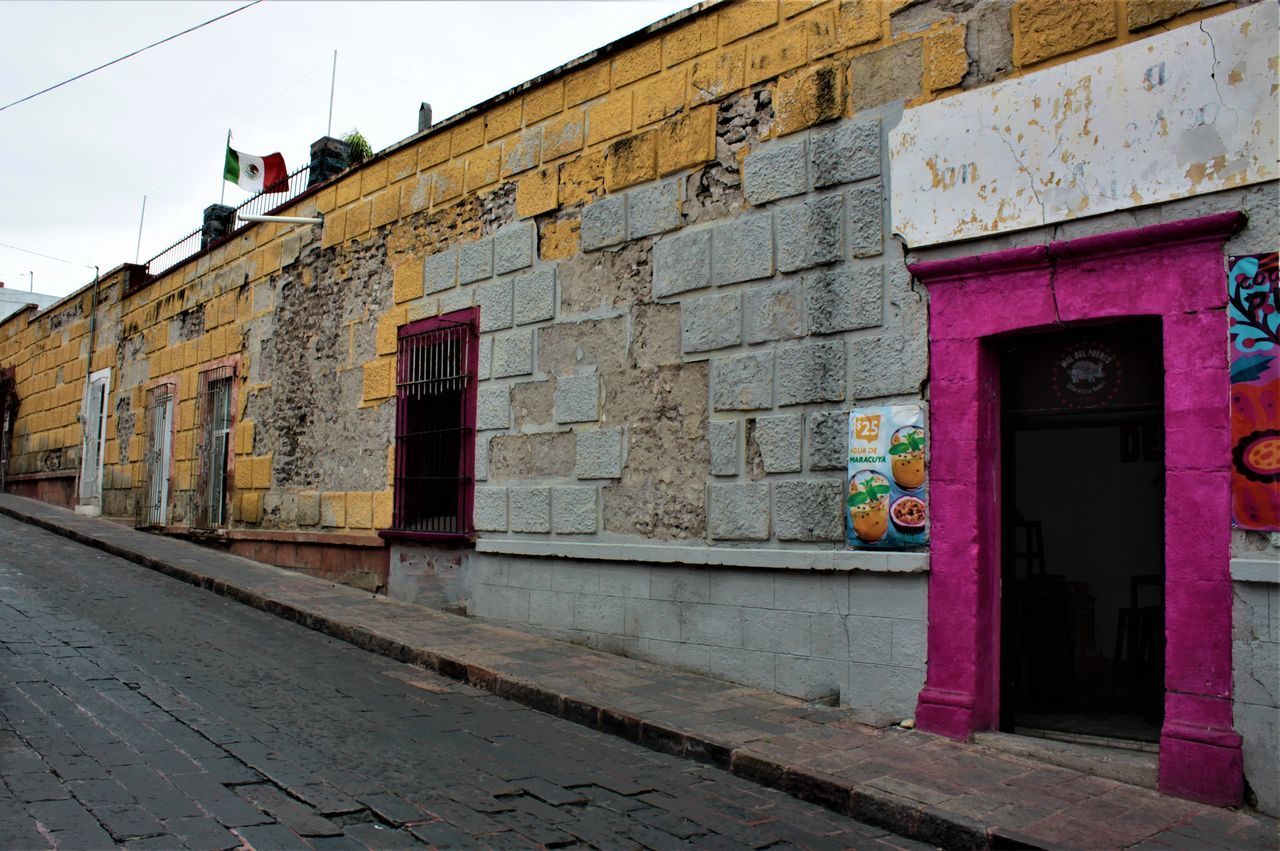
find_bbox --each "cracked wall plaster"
[889,4,1277,246]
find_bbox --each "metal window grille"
[393,311,477,536]
[192,366,234,531]
[136,384,174,528]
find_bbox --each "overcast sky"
[0,0,692,298]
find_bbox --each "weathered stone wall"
[0,267,123,490]
[1233,531,1280,816]
[1233,566,1279,816]
[0,0,1262,720]
[3,0,1241,542]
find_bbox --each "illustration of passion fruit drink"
[848,471,892,543]
[889,425,926,491]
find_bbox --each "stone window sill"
[1231,557,1280,585]
[474,537,927,573]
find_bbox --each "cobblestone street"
[0,515,923,850]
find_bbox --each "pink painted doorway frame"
[908,212,1246,807]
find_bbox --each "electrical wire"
[0,1,264,114]
[0,242,94,269]
[336,52,423,93]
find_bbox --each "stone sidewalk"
[1,494,1274,850]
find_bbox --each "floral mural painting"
[1228,252,1280,530]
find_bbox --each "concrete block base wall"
[1231,553,1280,817]
[466,553,927,726]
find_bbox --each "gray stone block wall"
[628,180,681,239]
[805,265,882,334]
[494,221,535,275]
[711,352,774,411]
[581,195,627,251]
[402,112,927,723]
[476,278,513,332]
[513,268,555,326]
[574,427,623,479]
[681,291,742,353]
[707,482,770,540]
[711,213,774,285]
[470,554,928,725]
[552,486,599,534]
[847,180,885,258]
[554,374,599,424]
[423,248,458,294]
[708,420,738,476]
[653,229,711,297]
[774,479,844,542]
[509,486,551,533]
[810,120,881,188]
[776,194,844,273]
[1234,577,1280,816]
[474,487,508,531]
[751,414,801,473]
[634,114,913,549]
[742,139,808,205]
[491,329,533,378]
[745,279,806,344]
[459,237,494,284]
[476,385,510,431]
[439,287,474,313]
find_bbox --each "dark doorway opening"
[1000,320,1165,745]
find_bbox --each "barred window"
[389,309,478,538]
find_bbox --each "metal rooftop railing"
[145,164,313,279]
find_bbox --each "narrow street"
[0,515,922,850]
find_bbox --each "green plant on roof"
[343,129,373,166]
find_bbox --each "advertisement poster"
[1228,253,1280,531]
[846,405,928,550]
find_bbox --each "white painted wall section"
[889,3,1278,247]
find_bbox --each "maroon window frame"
[384,308,478,540]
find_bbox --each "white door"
[145,392,173,526]
[78,368,110,515]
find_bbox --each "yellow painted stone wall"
[0,0,1238,535]
[316,0,1237,266]
[0,268,122,487]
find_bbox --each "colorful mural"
[1228,252,1280,531]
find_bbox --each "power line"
[0,1,264,114]
[337,52,423,93]
[0,242,94,270]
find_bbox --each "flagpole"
[134,195,147,263]
[327,49,337,136]
[220,129,230,205]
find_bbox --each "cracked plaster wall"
[889,2,1277,247]
[1233,531,1280,816]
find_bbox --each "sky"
[0,0,692,298]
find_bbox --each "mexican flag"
[224,145,288,194]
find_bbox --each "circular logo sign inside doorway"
[1052,342,1123,409]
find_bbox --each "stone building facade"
[2,0,1275,814]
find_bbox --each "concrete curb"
[0,502,1023,849]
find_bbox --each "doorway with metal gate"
[77,368,111,516]
[138,384,174,528]
[1000,319,1165,745]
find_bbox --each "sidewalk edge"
[0,502,1012,850]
